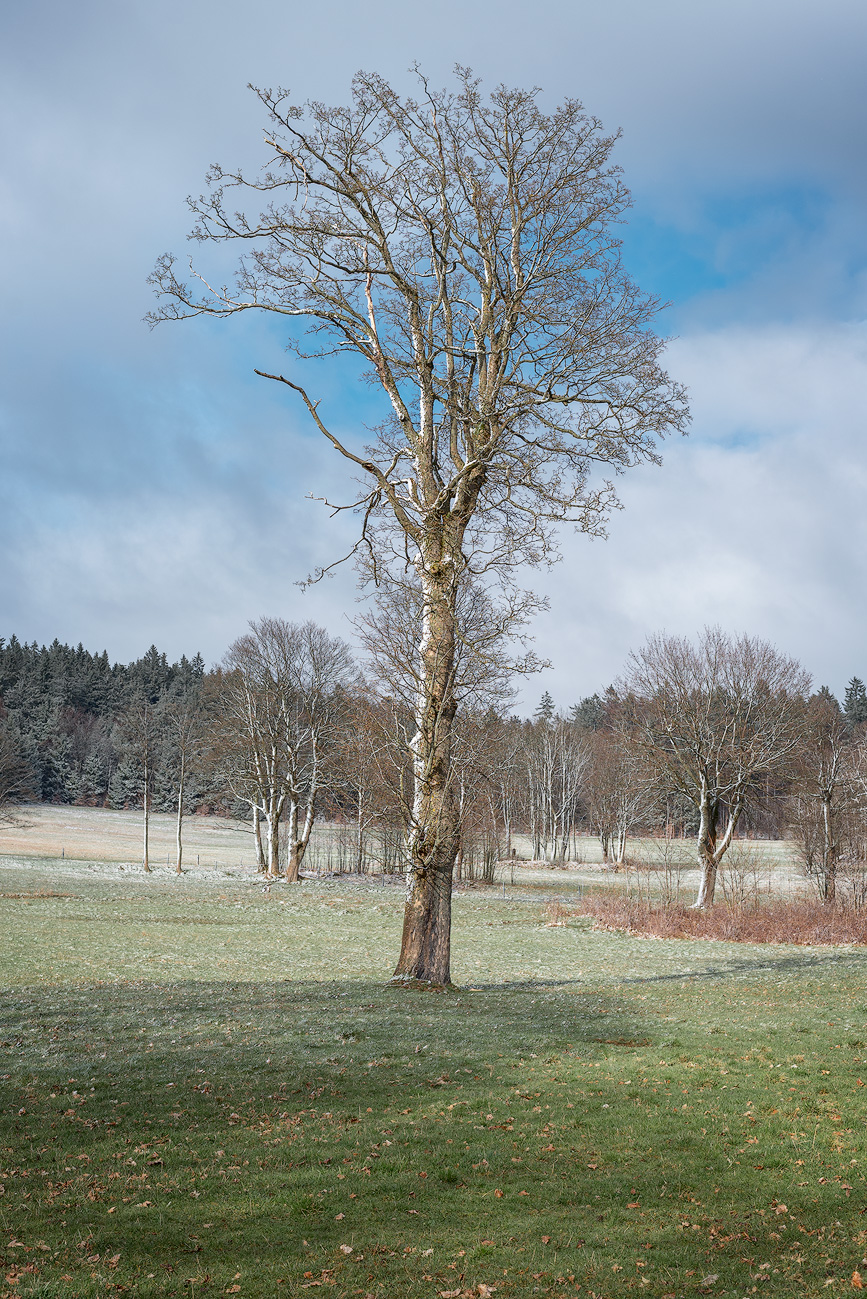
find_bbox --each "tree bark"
[284,789,317,883]
[265,801,280,878]
[694,785,718,907]
[142,755,151,873]
[175,753,185,874]
[252,804,266,873]
[821,795,836,903]
[392,564,459,985]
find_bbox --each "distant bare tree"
[161,691,206,875]
[581,727,650,866]
[117,697,159,872]
[0,719,35,824]
[150,69,688,982]
[624,627,810,907]
[218,619,356,881]
[789,690,866,903]
[523,714,588,863]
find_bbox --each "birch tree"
[161,691,205,875]
[219,619,355,881]
[117,696,159,873]
[149,68,688,982]
[624,627,810,907]
[523,714,588,862]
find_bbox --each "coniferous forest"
[0,636,206,810]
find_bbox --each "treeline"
[3,626,867,908]
[0,637,206,809]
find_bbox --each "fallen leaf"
[339,1245,353,1255]
[698,1277,719,1289]
[439,1291,461,1298]
[541,1237,551,1245]
[853,1275,864,1291]
[478,1286,496,1298]
[494,1189,503,1198]
[335,1213,344,1220]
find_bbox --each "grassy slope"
[1,859,866,1299]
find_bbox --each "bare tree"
[0,718,35,824]
[218,619,356,881]
[581,727,650,866]
[117,697,159,873]
[149,69,688,982]
[624,627,810,907]
[523,713,588,863]
[161,691,205,875]
[789,690,865,904]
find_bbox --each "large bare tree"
[624,627,810,907]
[149,68,688,982]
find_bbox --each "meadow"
[1,814,866,1299]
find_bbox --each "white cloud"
[526,322,867,706]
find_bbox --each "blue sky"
[2,0,866,704]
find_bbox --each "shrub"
[573,893,867,946]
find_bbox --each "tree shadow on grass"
[621,947,867,984]
[0,977,651,1091]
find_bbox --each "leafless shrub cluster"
[574,893,867,946]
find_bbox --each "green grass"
[1,859,867,1298]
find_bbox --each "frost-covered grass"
[1,856,866,1298]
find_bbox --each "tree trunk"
[392,564,459,986]
[265,803,280,877]
[285,795,316,884]
[175,754,185,874]
[142,757,151,873]
[252,804,266,873]
[694,785,718,907]
[821,795,836,904]
[356,798,365,873]
[694,787,745,908]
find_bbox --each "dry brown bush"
[574,893,867,945]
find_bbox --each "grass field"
[1,829,865,1299]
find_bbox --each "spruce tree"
[534,691,555,723]
[844,677,867,728]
